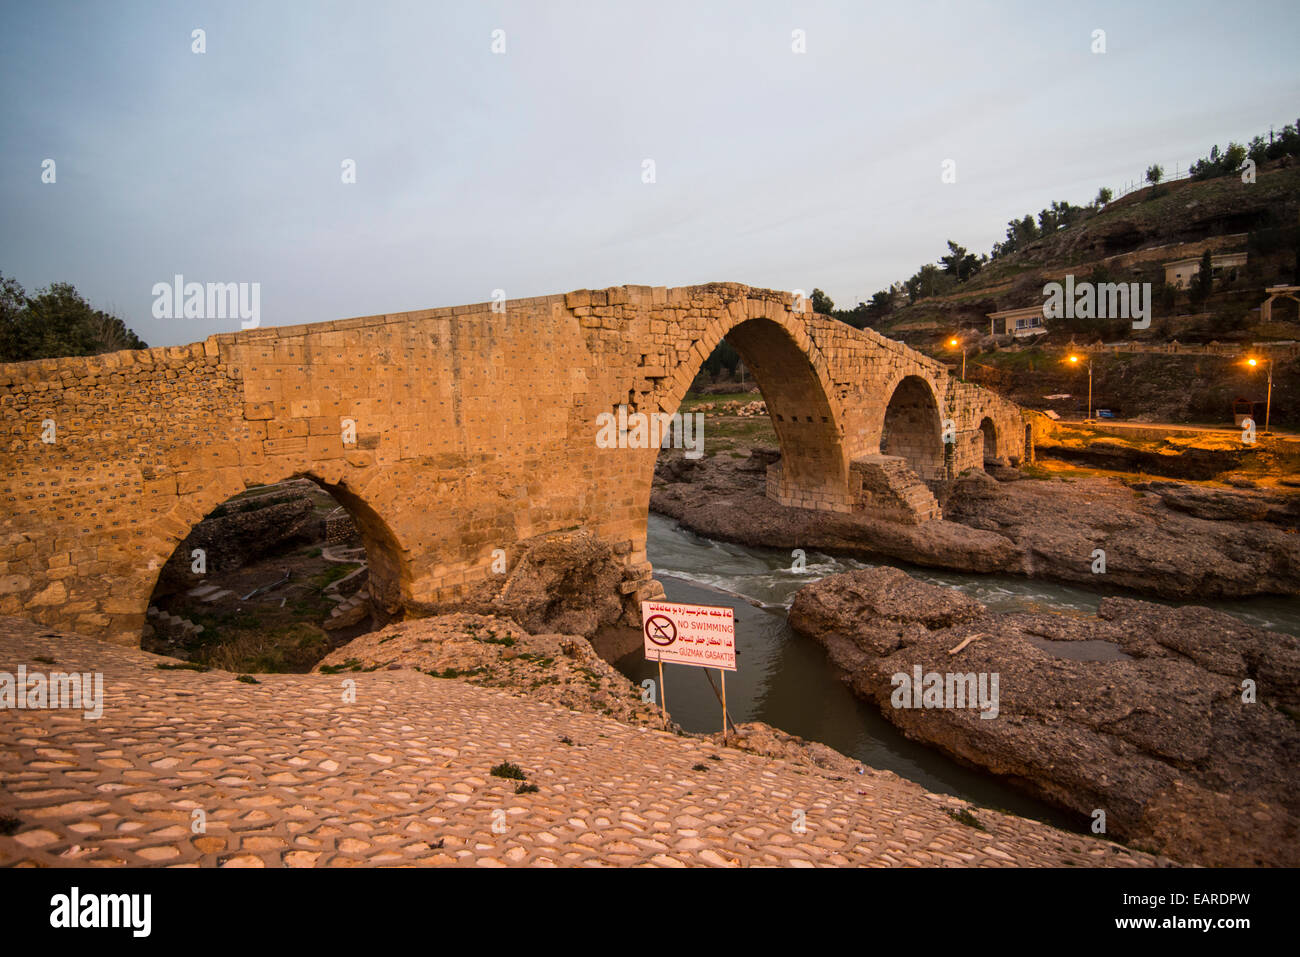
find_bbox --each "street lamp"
[1245,356,1273,434]
[1068,353,1093,422]
[948,336,966,380]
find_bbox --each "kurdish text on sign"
[640,600,736,671]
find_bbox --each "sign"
[640,600,736,671]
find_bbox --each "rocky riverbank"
[786,566,1300,866]
[651,447,1300,599]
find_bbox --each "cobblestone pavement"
[0,618,1167,867]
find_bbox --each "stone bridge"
[0,283,1027,646]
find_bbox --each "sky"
[1,0,1297,346]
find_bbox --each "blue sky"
[1,0,1297,346]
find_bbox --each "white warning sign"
[641,600,736,671]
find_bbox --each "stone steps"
[186,583,234,603]
[850,454,942,524]
[324,591,372,631]
[146,605,204,641]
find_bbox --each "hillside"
[871,161,1300,429]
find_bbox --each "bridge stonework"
[0,283,1025,646]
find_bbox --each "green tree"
[866,288,895,322]
[905,263,951,303]
[0,274,26,359]
[810,288,834,315]
[1145,164,1163,186]
[1223,142,1247,172]
[1095,186,1113,206]
[938,240,983,283]
[702,340,741,379]
[0,275,146,362]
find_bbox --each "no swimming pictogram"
[644,614,677,646]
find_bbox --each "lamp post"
[1246,356,1273,434]
[948,337,966,380]
[1068,354,1093,421]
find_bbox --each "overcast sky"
[1,0,1297,346]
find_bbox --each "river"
[615,512,1300,833]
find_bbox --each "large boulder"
[788,566,1300,866]
[487,530,626,636]
[417,529,633,639]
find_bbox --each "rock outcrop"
[943,470,1300,598]
[787,567,1300,866]
[408,529,647,640]
[651,448,1300,599]
[315,612,663,726]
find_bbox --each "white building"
[1163,251,1247,290]
[986,305,1047,337]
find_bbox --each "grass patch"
[946,807,987,831]
[196,623,332,674]
[0,814,20,836]
[156,661,209,672]
[514,782,539,794]
[235,674,259,684]
[313,564,353,589]
[490,761,526,780]
[423,666,488,680]
[31,655,56,665]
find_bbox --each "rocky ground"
[313,612,663,727]
[652,447,1300,599]
[786,566,1300,867]
[0,616,1168,867]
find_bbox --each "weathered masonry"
[0,283,1026,645]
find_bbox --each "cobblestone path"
[0,619,1165,867]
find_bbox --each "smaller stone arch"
[978,416,998,466]
[880,374,945,481]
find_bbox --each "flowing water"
[615,512,1300,833]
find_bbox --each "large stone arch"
[649,303,850,509]
[879,374,946,482]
